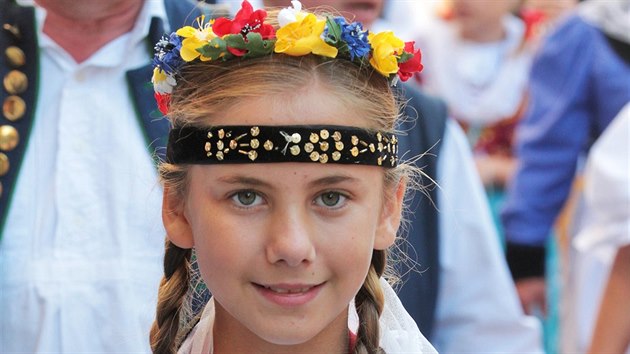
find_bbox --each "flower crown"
[151,0,423,115]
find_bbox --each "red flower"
[397,41,423,82]
[155,92,171,115]
[212,0,275,56]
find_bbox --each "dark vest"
[0,0,213,237]
[395,84,447,339]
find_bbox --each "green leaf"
[243,33,276,58]
[197,37,234,61]
[224,34,247,50]
[398,51,413,64]
[324,16,342,46]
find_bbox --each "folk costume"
[179,279,437,353]
[371,16,543,354]
[502,1,630,352]
[0,0,218,351]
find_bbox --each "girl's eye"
[232,191,262,207]
[316,191,346,208]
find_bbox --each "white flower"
[278,0,303,27]
[152,68,177,94]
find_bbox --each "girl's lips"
[254,282,324,307]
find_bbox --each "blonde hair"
[150,45,413,354]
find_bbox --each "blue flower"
[333,17,370,61]
[153,33,185,75]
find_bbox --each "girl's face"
[164,87,403,350]
[447,0,517,39]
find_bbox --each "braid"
[354,250,387,354]
[150,240,192,354]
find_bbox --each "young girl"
[148,1,434,353]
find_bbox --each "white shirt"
[576,103,630,253]
[0,1,166,352]
[179,279,438,353]
[570,103,630,354]
[415,15,531,126]
[434,121,543,353]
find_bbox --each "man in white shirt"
[0,0,214,352]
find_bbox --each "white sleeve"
[575,104,630,253]
[432,120,544,353]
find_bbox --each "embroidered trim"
[167,125,398,168]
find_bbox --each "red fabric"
[348,331,357,353]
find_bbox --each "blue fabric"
[128,0,207,161]
[501,14,630,246]
[395,85,447,339]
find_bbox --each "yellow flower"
[274,13,337,58]
[176,16,216,62]
[367,31,404,76]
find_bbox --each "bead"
[0,125,19,151]
[5,46,25,67]
[3,70,27,94]
[2,95,25,121]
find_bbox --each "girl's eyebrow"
[217,176,274,189]
[307,175,359,188]
[216,174,360,188]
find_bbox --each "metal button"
[5,46,26,67]
[3,95,26,121]
[2,23,21,38]
[3,70,28,94]
[0,125,19,151]
[0,152,9,176]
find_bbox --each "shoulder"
[397,84,448,152]
[399,84,447,128]
[539,13,601,57]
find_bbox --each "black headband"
[166,125,399,168]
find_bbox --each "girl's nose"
[265,207,316,267]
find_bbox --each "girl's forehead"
[217,89,368,128]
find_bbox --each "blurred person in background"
[0,0,216,352]
[518,0,578,47]
[410,0,532,233]
[500,0,630,352]
[573,103,630,354]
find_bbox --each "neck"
[36,0,144,63]
[212,304,349,354]
[458,20,506,43]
